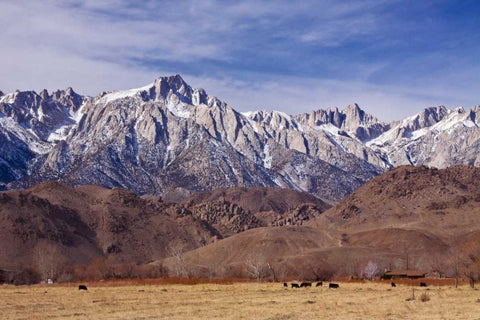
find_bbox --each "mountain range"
[3,165,479,280]
[1,75,479,203]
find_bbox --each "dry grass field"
[2,281,480,319]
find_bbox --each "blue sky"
[0,0,478,121]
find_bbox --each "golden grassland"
[1,281,480,320]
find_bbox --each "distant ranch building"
[383,270,427,280]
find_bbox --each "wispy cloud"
[185,71,477,122]
[0,0,478,120]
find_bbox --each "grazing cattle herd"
[286,282,338,289]
[283,281,429,289]
[75,281,430,292]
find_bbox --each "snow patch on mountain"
[263,143,272,169]
[0,92,16,104]
[316,123,342,137]
[98,83,153,104]
[166,100,191,118]
[0,117,50,154]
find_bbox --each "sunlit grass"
[1,281,480,319]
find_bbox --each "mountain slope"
[0,182,220,270]
[1,74,479,202]
[307,165,480,237]
[3,75,384,202]
[157,165,480,278]
[368,107,480,167]
[183,187,331,233]
[0,183,334,272]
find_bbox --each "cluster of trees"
[3,237,480,286]
[1,257,169,285]
[1,242,169,285]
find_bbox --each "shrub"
[12,268,41,285]
[420,292,430,302]
[136,264,168,279]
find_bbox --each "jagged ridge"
[1,75,479,202]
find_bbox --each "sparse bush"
[56,265,75,283]
[56,272,74,283]
[136,264,168,279]
[420,292,430,302]
[85,257,113,280]
[309,264,335,281]
[406,288,415,301]
[112,263,137,278]
[12,268,41,285]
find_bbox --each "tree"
[168,240,189,277]
[462,253,480,288]
[245,253,267,280]
[267,262,278,282]
[33,241,67,282]
[86,257,114,280]
[362,261,379,280]
[309,263,334,281]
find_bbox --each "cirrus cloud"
[0,0,478,121]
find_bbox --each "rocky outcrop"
[188,201,265,237]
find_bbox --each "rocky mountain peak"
[159,74,187,89]
[343,103,361,114]
[294,103,388,141]
[39,89,49,100]
[466,106,480,124]
[51,87,85,112]
[380,105,451,138]
[192,88,208,106]
[243,109,300,132]
[150,74,191,101]
[413,106,449,129]
[11,90,41,108]
[343,103,384,126]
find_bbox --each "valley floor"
[1,282,480,319]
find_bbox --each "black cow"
[420,282,427,287]
[329,283,339,289]
[300,282,312,288]
[283,282,288,288]
[78,285,88,291]
[391,282,396,287]
[291,283,300,288]
[316,281,323,287]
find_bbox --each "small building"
[383,270,427,279]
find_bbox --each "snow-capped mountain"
[368,106,480,167]
[1,75,478,202]
[0,88,87,183]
